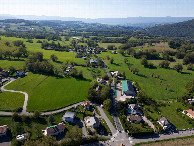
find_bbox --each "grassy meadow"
[0,91,25,111]
[6,73,90,112]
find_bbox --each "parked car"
[16,134,25,140]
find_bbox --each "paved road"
[100,58,124,132]
[97,106,117,135]
[0,137,11,146]
[41,102,84,115]
[0,78,30,115]
[131,129,194,145]
[84,129,194,146]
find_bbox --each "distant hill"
[0,14,194,27]
[145,19,194,38]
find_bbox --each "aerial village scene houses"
[0,2,194,145]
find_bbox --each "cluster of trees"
[41,40,69,51]
[146,19,194,38]
[24,52,54,75]
[88,82,110,104]
[134,49,159,60]
[0,47,28,60]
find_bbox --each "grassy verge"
[103,109,116,128]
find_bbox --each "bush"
[159,60,170,69]
[103,99,112,111]
[173,63,183,73]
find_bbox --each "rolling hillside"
[145,19,194,38]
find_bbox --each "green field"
[98,43,122,48]
[98,52,193,100]
[0,36,86,66]
[6,73,91,112]
[0,91,25,111]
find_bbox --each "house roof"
[122,81,129,92]
[17,69,24,73]
[183,109,194,117]
[45,123,65,135]
[158,117,170,126]
[84,101,91,107]
[0,125,7,134]
[128,104,138,110]
[63,112,75,119]
[85,116,99,126]
[90,59,98,64]
[97,78,104,82]
[127,115,142,122]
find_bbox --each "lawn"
[98,52,193,101]
[0,91,25,111]
[159,102,193,130]
[6,73,91,112]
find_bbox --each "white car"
[16,134,25,140]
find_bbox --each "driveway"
[142,116,156,132]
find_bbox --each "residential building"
[182,109,194,119]
[90,59,98,64]
[46,46,54,50]
[128,104,139,115]
[97,78,107,84]
[67,65,73,69]
[84,116,100,129]
[0,70,9,77]
[0,125,7,137]
[127,115,143,123]
[122,81,136,97]
[42,123,65,136]
[15,70,25,77]
[188,99,194,104]
[62,112,76,123]
[83,101,92,111]
[114,71,121,77]
[158,117,171,130]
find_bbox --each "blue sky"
[0,0,193,18]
